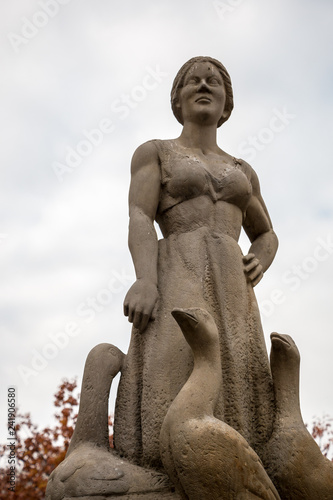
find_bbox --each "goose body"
[160,307,280,500]
[46,343,175,499]
[263,333,333,500]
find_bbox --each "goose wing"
[46,445,129,499]
[167,418,280,500]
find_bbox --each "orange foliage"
[0,379,114,500]
[307,414,333,460]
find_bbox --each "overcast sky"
[1,0,333,447]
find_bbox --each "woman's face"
[176,61,227,127]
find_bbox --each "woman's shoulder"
[132,139,181,171]
[234,157,259,185]
[130,139,178,177]
[132,138,175,158]
[132,139,159,156]
[130,140,161,175]
[233,157,262,197]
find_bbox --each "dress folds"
[114,140,274,468]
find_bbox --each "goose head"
[172,307,219,353]
[270,332,300,381]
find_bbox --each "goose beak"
[172,308,199,330]
[270,332,295,349]
[271,332,289,344]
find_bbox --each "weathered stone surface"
[47,56,333,500]
[116,57,278,469]
[62,494,178,500]
[46,342,179,499]
[160,307,280,500]
[46,443,178,499]
[263,333,333,499]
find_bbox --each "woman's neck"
[178,122,219,154]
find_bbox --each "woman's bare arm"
[123,141,161,331]
[242,163,278,286]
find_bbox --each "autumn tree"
[0,379,79,499]
[0,379,114,500]
[308,414,333,459]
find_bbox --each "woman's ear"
[221,108,229,120]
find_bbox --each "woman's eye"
[186,77,199,84]
[209,77,220,84]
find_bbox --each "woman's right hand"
[123,278,159,332]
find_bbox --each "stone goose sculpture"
[263,332,333,500]
[160,307,281,500]
[46,343,175,500]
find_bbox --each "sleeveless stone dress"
[114,139,274,469]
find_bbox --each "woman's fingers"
[125,303,153,332]
[123,279,158,330]
[139,312,150,332]
[133,310,143,329]
[252,272,263,287]
[244,258,259,273]
[243,253,263,287]
[134,310,151,332]
[247,263,263,281]
[128,307,135,324]
[242,253,255,263]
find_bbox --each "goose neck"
[66,346,122,455]
[272,362,302,424]
[176,349,222,419]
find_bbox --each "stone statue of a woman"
[115,56,278,469]
[47,56,333,500]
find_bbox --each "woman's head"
[171,56,233,127]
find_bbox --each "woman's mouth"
[195,96,211,103]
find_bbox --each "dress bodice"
[153,139,252,213]
[152,139,252,238]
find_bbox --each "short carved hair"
[171,56,234,128]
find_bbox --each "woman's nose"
[197,80,211,92]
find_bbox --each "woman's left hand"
[243,253,263,287]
